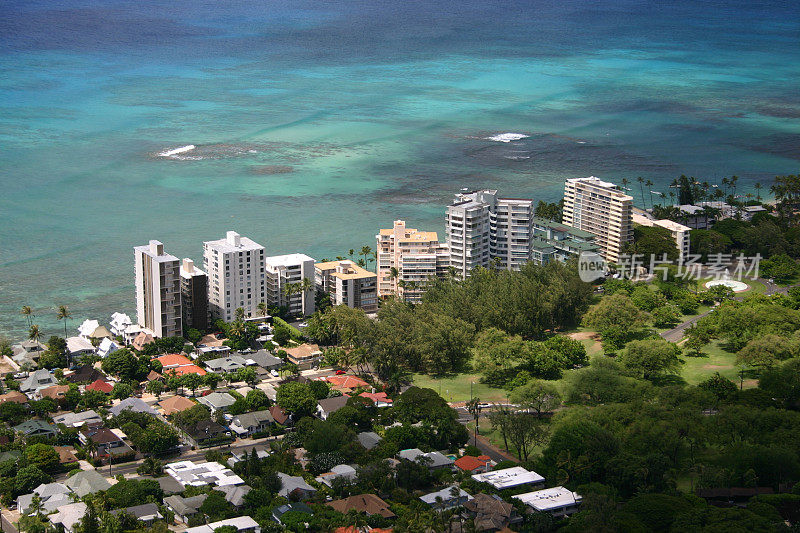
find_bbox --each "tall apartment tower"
[134,240,182,338]
[376,220,449,302]
[180,258,208,332]
[562,177,633,263]
[445,190,535,278]
[264,253,316,317]
[203,231,266,323]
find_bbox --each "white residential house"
[109,313,133,337]
[186,516,260,533]
[96,338,120,358]
[514,487,583,517]
[78,319,101,339]
[472,466,545,490]
[165,461,244,488]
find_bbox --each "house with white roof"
[315,464,357,488]
[96,337,120,358]
[186,516,260,533]
[20,369,57,397]
[78,319,101,339]
[17,483,72,514]
[420,485,473,511]
[65,337,95,358]
[472,466,545,490]
[514,487,582,517]
[49,502,87,533]
[165,461,244,487]
[109,313,133,337]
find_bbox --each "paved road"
[455,408,519,464]
[660,310,713,343]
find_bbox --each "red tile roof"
[454,455,492,472]
[326,375,369,389]
[167,364,206,377]
[359,391,392,404]
[86,380,113,393]
[155,354,193,369]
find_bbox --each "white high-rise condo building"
[445,189,535,278]
[264,253,316,316]
[562,177,633,263]
[134,240,182,338]
[203,231,266,323]
[376,220,449,302]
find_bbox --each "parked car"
[270,369,279,377]
[335,370,346,375]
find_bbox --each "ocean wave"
[485,133,529,143]
[158,144,196,158]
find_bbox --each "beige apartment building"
[376,220,449,302]
[315,260,378,312]
[562,177,633,263]
[134,240,182,338]
[632,211,691,260]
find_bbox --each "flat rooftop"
[472,466,545,489]
[514,486,582,511]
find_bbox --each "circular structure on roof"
[705,279,749,292]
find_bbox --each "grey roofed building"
[216,484,252,508]
[17,483,72,514]
[12,340,46,367]
[164,494,208,524]
[20,369,57,394]
[315,464,357,488]
[357,431,382,450]
[204,355,248,373]
[243,350,283,371]
[132,475,184,495]
[276,472,316,499]
[110,503,163,525]
[108,397,158,417]
[420,485,473,510]
[316,395,350,420]
[230,410,274,437]
[228,445,270,466]
[49,502,87,533]
[14,419,59,438]
[197,392,236,414]
[398,448,454,469]
[65,469,112,497]
[53,410,103,428]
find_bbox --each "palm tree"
[257,301,267,317]
[234,307,245,321]
[28,324,41,345]
[21,306,33,328]
[360,246,373,271]
[637,177,645,207]
[57,305,72,338]
[645,180,654,209]
[300,277,313,294]
[755,182,763,202]
[621,177,629,192]
[348,249,355,260]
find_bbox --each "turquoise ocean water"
[1,0,799,337]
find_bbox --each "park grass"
[411,373,510,403]
[679,340,745,386]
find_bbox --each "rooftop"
[204,231,264,253]
[165,461,244,487]
[472,466,545,489]
[514,486,582,511]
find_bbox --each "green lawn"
[411,373,510,403]
[680,340,743,386]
